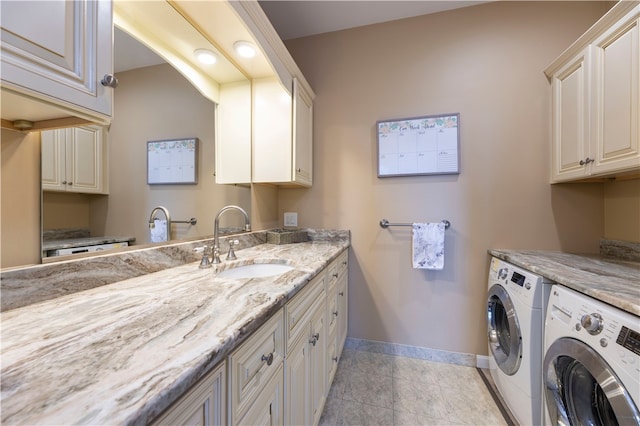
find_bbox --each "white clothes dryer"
[544,285,640,425]
[487,257,554,426]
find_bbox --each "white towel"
[150,219,168,243]
[412,222,445,270]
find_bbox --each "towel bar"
[379,219,451,229]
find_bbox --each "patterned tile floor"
[319,349,509,426]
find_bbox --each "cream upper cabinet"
[253,77,313,187]
[152,361,226,426]
[42,125,108,194]
[0,0,114,125]
[546,2,640,183]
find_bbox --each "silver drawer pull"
[339,292,344,296]
[332,356,338,362]
[333,311,338,317]
[332,273,338,278]
[309,333,320,346]
[261,353,274,366]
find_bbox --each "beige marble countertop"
[1,239,349,425]
[489,249,640,316]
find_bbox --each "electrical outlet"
[284,212,298,227]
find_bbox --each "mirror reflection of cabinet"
[0,0,113,125]
[41,126,108,194]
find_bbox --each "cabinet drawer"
[328,250,348,289]
[229,310,284,422]
[285,273,325,352]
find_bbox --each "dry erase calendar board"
[377,113,460,177]
[147,138,198,185]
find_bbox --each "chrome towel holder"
[379,219,451,229]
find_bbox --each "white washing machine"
[486,257,554,426]
[544,285,640,425]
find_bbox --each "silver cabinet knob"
[579,157,594,166]
[309,333,320,346]
[101,74,118,88]
[333,311,338,317]
[339,291,344,296]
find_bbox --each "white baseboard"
[476,355,490,369]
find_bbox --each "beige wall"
[604,179,640,242]
[43,192,91,230]
[281,2,610,355]
[1,129,41,268]
[95,63,251,244]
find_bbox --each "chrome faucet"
[149,206,172,240]
[213,205,251,264]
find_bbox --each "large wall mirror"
[39,27,251,263]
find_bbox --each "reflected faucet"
[149,206,172,240]
[213,205,251,264]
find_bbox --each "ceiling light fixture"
[234,41,256,58]
[194,48,217,65]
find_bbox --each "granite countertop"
[42,235,136,251]
[1,239,349,425]
[489,249,640,316]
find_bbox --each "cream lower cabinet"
[41,125,108,194]
[547,2,640,182]
[326,250,349,387]
[0,0,113,123]
[153,361,226,426]
[150,250,349,426]
[284,272,327,426]
[229,311,285,425]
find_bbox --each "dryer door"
[487,284,522,375]
[544,337,640,425]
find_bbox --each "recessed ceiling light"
[194,48,217,65]
[234,41,256,58]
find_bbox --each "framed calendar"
[377,113,460,177]
[147,138,198,185]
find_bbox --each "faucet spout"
[149,206,172,240]
[213,205,251,264]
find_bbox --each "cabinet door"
[215,81,252,184]
[292,78,313,186]
[237,364,284,426]
[67,126,104,194]
[153,361,226,426]
[41,130,66,191]
[337,268,349,355]
[253,77,292,184]
[591,10,640,175]
[284,330,309,426]
[550,48,591,182]
[0,0,113,118]
[309,300,326,426]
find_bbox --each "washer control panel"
[489,257,552,308]
[547,285,640,383]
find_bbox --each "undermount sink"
[216,263,294,279]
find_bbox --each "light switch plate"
[284,212,298,227]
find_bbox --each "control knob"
[497,268,508,280]
[580,313,603,335]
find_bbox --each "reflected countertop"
[1,235,350,425]
[42,235,136,251]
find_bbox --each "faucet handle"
[196,245,212,269]
[226,239,239,260]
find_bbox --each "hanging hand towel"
[412,222,445,270]
[150,219,168,243]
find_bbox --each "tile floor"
[319,348,509,426]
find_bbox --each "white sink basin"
[216,263,294,279]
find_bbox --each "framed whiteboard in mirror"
[377,113,460,177]
[147,138,198,184]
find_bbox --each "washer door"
[487,284,522,375]
[544,337,640,426]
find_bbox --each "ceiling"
[115,1,487,72]
[258,1,488,40]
